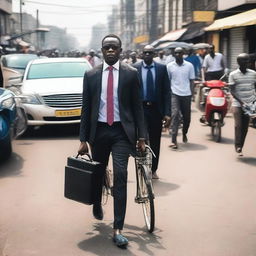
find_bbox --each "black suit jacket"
[133,61,171,117]
[79,62,146,145]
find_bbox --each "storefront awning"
[178,23,206,41]
[205,8,256,31]
[151,28,187,47]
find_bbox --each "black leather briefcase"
[64,154,102,205]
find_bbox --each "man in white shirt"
[202,44,226,80]
[86,49,102,67]
[167,47,195,149]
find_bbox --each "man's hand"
[163,115,171,128]
[78,141,89,155]
[137,139,146,152]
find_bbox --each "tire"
[0,133,12,162]
[211,120,221,142]
[138,165,155,233]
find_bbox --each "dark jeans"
[171,94,191,143]
[205,70,224,80]
[143,103,163,173]
[233,107,250,150]
[91,122,133,229]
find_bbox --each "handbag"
[64,153,102,205]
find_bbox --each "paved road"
[0,106,256,256]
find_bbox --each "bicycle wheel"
[138,164,155,233]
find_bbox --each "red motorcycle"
[196,79,230,142]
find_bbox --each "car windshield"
[3,54,38,69]
[27,62,91,79]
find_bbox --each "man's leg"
[91,124,111,206]
[170,94,181,144]
[233,107,243,150]
[240,110,250,149]
[111,125,132,231]
[180,95,192,139]
[147,107,162,173]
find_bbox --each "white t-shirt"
[167,60,195,96]
[202,53,225,72]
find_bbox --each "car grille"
[42,94,82,108]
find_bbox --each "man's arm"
[229,73,244,106]
[78,73,91,154]
[131,70,146,150]
[162,66,171,127]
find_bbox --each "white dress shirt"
[98,61,120,122]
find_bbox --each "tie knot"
[146,65,153,69]
[108,66,113,71]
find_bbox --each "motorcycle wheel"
[211,121,221,142]
[0,133,12,162]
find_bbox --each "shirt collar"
[103,60,120,71]
[142,61,155,68]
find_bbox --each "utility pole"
[20,0,23,33]
[36,9,39,50]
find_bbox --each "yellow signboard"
[133,35,149,44]
[193,11,215,22]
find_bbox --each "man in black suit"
[133,45,171,179]
[78,34,146,248]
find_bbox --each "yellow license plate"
[55,109,81,117]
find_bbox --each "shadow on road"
[153,180,180,197]
[180,142,207,151]
[205,134,233,144]
[237,157,256,166]
[0,153,24,178]
[18,124,80,140]
[78,222,165,255]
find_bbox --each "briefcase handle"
[75,153,93,162]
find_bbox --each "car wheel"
[0,133,12,162]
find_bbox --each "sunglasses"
[102,45,119,51]
[143,51,154,55]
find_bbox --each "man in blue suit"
[133,45,171,179]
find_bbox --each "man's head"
[209,45,215,54]
[174,47,184,64]
[237,53,249,70]
[158,50,165,58]
[142,45,155,65]
[89,49,95,57]
[101,34,122,65]
[130,51,137,61]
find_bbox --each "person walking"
[202,44,226,80]
[229,53,256,156]
[78,34,146,248]
[154,50,167,65]
[86,49,102,67]
[167,47,195,149]
[133,45,171,179]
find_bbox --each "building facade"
[0,0,12,46]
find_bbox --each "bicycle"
[102,145,155,233]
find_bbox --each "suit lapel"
[154,61,160,97]
[95,65,103,114]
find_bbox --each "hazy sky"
[12,0,119,48]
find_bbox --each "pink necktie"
[107,66,114,126]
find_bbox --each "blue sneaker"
[113,234,129,248]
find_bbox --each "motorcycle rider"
[229,53,256,156]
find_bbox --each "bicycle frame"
[135,145,155,203]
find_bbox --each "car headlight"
[21,95,42,104]
[1,96,15,109]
